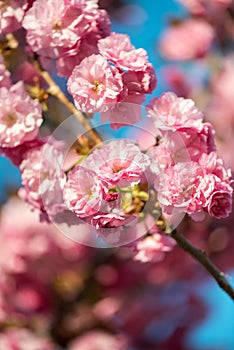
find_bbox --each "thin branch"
[33,59,103,145]
[168,229,234,301]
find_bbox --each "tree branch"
[33,59,103,145]
[168,229,234,301]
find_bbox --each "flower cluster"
[68,32,157,128]
[0,81,42,149]
[23,0,111,76]
[146,92,233,221]
[0,0,234,348]
[64,140,149,230]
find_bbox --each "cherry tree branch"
[33,59,103,145]
[168,229,234,301]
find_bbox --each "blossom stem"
[168,229,234,301]
[33,59,103,145]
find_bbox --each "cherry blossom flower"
[159,19,214,61]
[67,54,124,113]
[68,331,128,350]
[146,92,204,132]
[0,0,29,34]
[23,0,110,59]
[68,0,99,10]
[98,32,148,71]
[56,8,111,77]
[23,0,88,58]
[19,141,66,220]
[147,142,177,177]
[147,124,215,183]
[199,152,232,182]
[206,182,233,218]
[133,232,175,263]
[0,54,11,88]
[153,151,233,220]
[92,210,134,229]
[122,63,157,95]
[64,166,105,218]
[0,329,55,350]
[0,82,42,148]
[154,161,201,213]
[81,140,150,187]
[189,152,233,219]
[14,60,43,85]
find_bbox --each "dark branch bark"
[168,229,234,301]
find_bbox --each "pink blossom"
[0,0,28,34]
[122,63,157,95]
[14,60,42,85]
[19,141,66,220]
[23,0,88,58]
[98,32,148,71]
[100,97,143,129]
[206,182,233,219]
[159,19,214,61]
[0,138,44,166]
[56,53,82,78]
[92,210,134,229]
[67,54,124,113]
[68,331,128,350]
[0,329,55,350]
[154,161,201,213]
[133,233,175,263]
[82,140,150,187]
[187,153,233,218]
[0,54,11,88]
[64,166,105,218]
[56,8,111,77]
[156,122,216,164]
[23,0,110,59]
[147,124,215,182]
[199,152,232,182]
[147,143,175,177]
[68,0,99,10]
[147,92,204,132]
[154,151,233,219]
[0,81,42,148]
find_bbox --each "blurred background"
[0,0,234,349]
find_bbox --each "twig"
[168,229,234,301]
[33,59,103,145]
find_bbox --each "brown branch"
[168,229,234,301]
[33,59,103,145]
